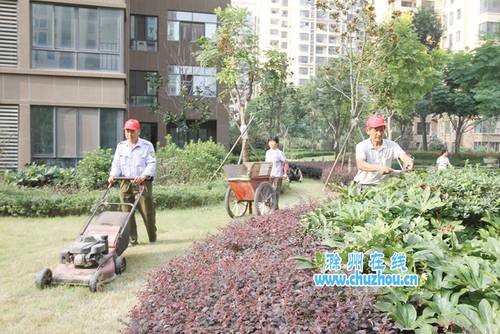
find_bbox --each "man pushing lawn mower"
[108,118,157,245]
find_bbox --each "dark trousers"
[270,177,283,209]
[119,180,156,243]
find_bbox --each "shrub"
[301,167,500,333]
[3,164,76,189]
[126,206,396,333]
[293,161,357,185]
[0,182,225,217]
[75,148,113,189]
[156,138,225,185]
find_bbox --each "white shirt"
[265,149,287,177]
[353,139,405,185]
[436,156,450,170]
[110,138,156,178]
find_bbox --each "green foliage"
[4,164,76,188]
[412,7,443,50]
[300,167,500,332]
[75,148,113,190]
[156,137,225,185]
[0,182,225,217]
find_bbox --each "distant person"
[436,149,452,170]
[265,136,288,209]
[353,114,414,187]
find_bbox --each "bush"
[3,164,76,189]
[156,138,226,185]
[301,167,500,333]
[0,182,225,217]
[293,161,357,185]
[126,206,396,333]
[75,148,113,189]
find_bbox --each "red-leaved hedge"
[126,206,395,333]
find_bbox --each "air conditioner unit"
[137,40,148,51]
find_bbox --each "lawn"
[0,179,324,334]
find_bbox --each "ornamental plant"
[298,167,500,333]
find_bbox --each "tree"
[196,7,260,162]
[412,7,443,50]
[368,13,441,140]
[248,49,292,137]
[412,7,444,150]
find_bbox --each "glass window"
[32,3,53,48]
[167,11,218,42]
[300,33,309,41]
[299,67,308,75]
[480,0,500,13]
[449,12,454,26]
[457,8,462,20]
[130,71,158,106]
[55,6,76,49]
[79,8,98,50]
[271,18,279,25]
[298,56,308,63]
[456,30,460,42]
[271,29,279,35]
[130,15,158,52]
[31,106,54,156]
[479,21,499,34]
[316,34,326,43]
[31,4,124,72]
[300,10,310,17]
[140,122,158,148]
[167,65,216,97]
[300,44,309,52]
[31,106,124,160]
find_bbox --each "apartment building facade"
[127,0,229,148]
[0,0,230,170]
[0,0,127,169]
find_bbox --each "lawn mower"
[35,177,144,292]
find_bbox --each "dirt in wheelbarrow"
[0,179,327,334]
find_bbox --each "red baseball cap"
[365,114,386,128]
[124,119,140,130]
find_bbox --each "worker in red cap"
[108,119,157,244]
[353,114,414,186]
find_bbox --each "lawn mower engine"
[60,235,109,268]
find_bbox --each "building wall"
[0,0,127,168]
[128,0,230,148]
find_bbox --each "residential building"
[128,0,230,148]
[0,0,127,169]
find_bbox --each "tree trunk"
[387,114,393,140]
[420,113,428,151]
[239,106,249,162]
[454,118,464,154]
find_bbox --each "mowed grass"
[0,179,324,334]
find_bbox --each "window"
[328,35,337,43]
[282,10,288,17]
[448,33,453,48]
[316,56,327,65]
[317,23,327,32]
[479,21,499,35]
[270,40,279,47]
[270,29,279,35]
[300,21,310,29]
[300,0,312,5]
[299,67,308,75]
[316,34,326,43]
[298,56,308,64]
[456,8,462,20]
[271,8,279,15]
[271,18,279,25]
[329,24,338,33]
[281,42,288,48]
[281,31,287,38]
[167,65,216,97]
[449,12,454,26]
[140,122,158,148]
[281,21,288,28]
[298,79,308,86]
[328,46,337,55]
[167,11,217,42]
[299,44,309,52]
[282,0,288,5]
[31,3,123,72]
[480,0,500,13]
[167,120,217,147]
[299,33,309,41]
[475,117,500,134]
[130,71,158,106]
[31,106,123,165]
[417,122,430,135]
[316,10,327,19]
[300,10,310,17]
[316,45,325,54]
[456,30,461,42]
[401,1,414,7]
[130,15,157,52]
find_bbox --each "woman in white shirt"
[265,136,288,209]
[436,149,452,170]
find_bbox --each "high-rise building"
[233,0,346,86]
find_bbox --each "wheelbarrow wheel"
[115,256,126,275]
[35,268,52,289]
[89,270,103,292]
[225,187,248,218]
[254,182,277,216]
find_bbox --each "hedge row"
[0,182,225,217]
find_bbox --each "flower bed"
[126,206,396,333]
